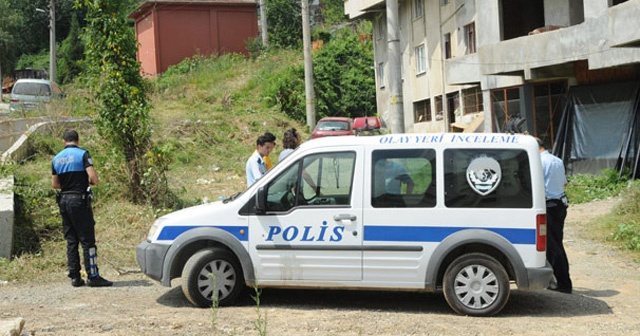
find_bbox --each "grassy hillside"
[1,49,308,282]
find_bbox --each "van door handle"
[333,214,357,222]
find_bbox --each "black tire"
[442,253,510,316]
[181,248,245,308]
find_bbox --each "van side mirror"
[255,186,266,214]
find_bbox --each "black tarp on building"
[554,81,640,179]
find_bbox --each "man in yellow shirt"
[262,132,276,170]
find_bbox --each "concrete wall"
[465,1,640,89]
[0,178,13,260]
[0,118,47,154]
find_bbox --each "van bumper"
[136,241,170,284]
[524,261,554,290]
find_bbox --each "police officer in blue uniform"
[537,137,572,294]
[52,129,112,287]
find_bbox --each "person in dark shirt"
[52,129,112,287]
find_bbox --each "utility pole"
[0,41,3,101]
[301,0,315,131]
[259,0,268,47]
[49,0,56,83]
[386,0,404,133]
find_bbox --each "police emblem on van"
[466,156,502,196]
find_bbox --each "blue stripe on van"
[156,225,534,245]
[363,226,536,245]
[157,225,248,241]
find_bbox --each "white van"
[9,78,63,114]
[136,133,552,316]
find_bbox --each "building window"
[378,62,385,88]
[415,44,426,75]
[444,33,451,59]
[376,15,385,40]
[533,81,568,147]
[464,23,476,54]
[413,0,424,19]
[610,0,629,6]
[447,92,459,124]
[435,95,444,120]
[463,86,483,114]
[491,87,521,132]
[443,0,451,5]
[414,99,431,122]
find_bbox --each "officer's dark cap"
[63,129,79,142]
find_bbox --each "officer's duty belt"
[61,193,85,199]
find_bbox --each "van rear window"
[444,149,532,208]
[13,83,51,96]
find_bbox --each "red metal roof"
[129,0,257,19]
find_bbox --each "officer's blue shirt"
[52,145,93,193]
[540,149,567,200]
[246,150,266,187]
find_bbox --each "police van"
[136,133,553,316]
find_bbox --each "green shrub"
[610,182,640,251]
[312,28,376,118]
[261,64,306,121]
[566,168,630,204]
[246,37,266,60]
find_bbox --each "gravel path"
[1,198,639,336]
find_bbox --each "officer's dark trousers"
[546,200,573,291]
[59,195,97,279]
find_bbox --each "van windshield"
[13,83,51,96]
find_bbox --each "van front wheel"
[181,248,245,308]
[442,253,510,316]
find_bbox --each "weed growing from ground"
[252,286,267,336]
[209,273,220,331]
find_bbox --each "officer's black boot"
[71,277,85,287]
[87,275,113,287]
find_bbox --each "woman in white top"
[278,128,300,162]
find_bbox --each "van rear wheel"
[442,253,510,316]
[181,248,244,308]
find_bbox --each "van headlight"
[147,217,167,241]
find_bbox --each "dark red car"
[311,117,353,139]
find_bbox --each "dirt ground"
[2,197,640,336]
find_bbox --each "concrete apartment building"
[345,0,640,176]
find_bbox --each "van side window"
[371,149,436,208]
[264,152,356,211]
[444,149,532,208]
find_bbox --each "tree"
[266,0,303,49]
[0,0,21,85]
[264,26,376,122]
[318,0,348,27]
[9,0,50,57]
[312,28,376,118]
[57,13,84,84]
[75,0,167,204]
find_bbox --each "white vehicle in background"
[136,133,552,316]
[9,78,63,114]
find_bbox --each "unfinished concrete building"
[345,0,640,177]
